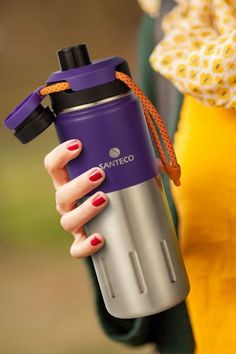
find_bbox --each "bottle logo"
[109,147,120,158]
[99,147,135,170]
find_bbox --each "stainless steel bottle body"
[85,176,189,318]
[55,93,190,319]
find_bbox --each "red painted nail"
[89,169,103,182]
[67,143,79,151]
[90,236,102,246]
[92,194,106,207]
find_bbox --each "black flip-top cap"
[50,44,132,113]
[57,44,91,71]
[14,105,55,144]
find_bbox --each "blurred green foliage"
[0,126,70,251]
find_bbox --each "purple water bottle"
[4,44,189,318]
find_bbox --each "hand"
[44,139,108,259]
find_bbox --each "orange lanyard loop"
[40,72,181,186]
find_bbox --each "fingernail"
[90,236,102,246]
[89,169,103,182]
[67,142,80,151]
[92,194,106,207]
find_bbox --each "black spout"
[57,44,91,71]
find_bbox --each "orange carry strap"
[40,72,181,186]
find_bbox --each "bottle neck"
[49,79,131,113]
[58,91,132,114]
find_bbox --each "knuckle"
[60,215,72,232]
[44,154,51,172]
[70,245,82,259]
[44,154,56,174]
[55,203,64,216]
[55,186,66,205]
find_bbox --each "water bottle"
[4,44,189,319]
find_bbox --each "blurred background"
[0,1,154,353]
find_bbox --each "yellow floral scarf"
[138,0,236,110]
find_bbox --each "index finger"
[44,139,82,190]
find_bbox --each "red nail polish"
[91,236,102,246]
[89,170,103,182]
[67,143,79,151]
[92,194,106,207]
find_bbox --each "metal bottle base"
[85,176,190,319]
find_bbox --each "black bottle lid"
[14,105,55,144]
[50,44,131,113]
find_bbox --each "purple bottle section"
[55,93,158,194]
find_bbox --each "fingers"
[55,167,105,212]
[70,230,104,259]
[44,139,82,189]
[60,191,108,233]
[44,140,107,260]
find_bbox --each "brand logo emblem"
[99,147,135,170]
[109,147,121,158]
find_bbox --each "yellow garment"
[171,95,236,354]
[139,0,236,110]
